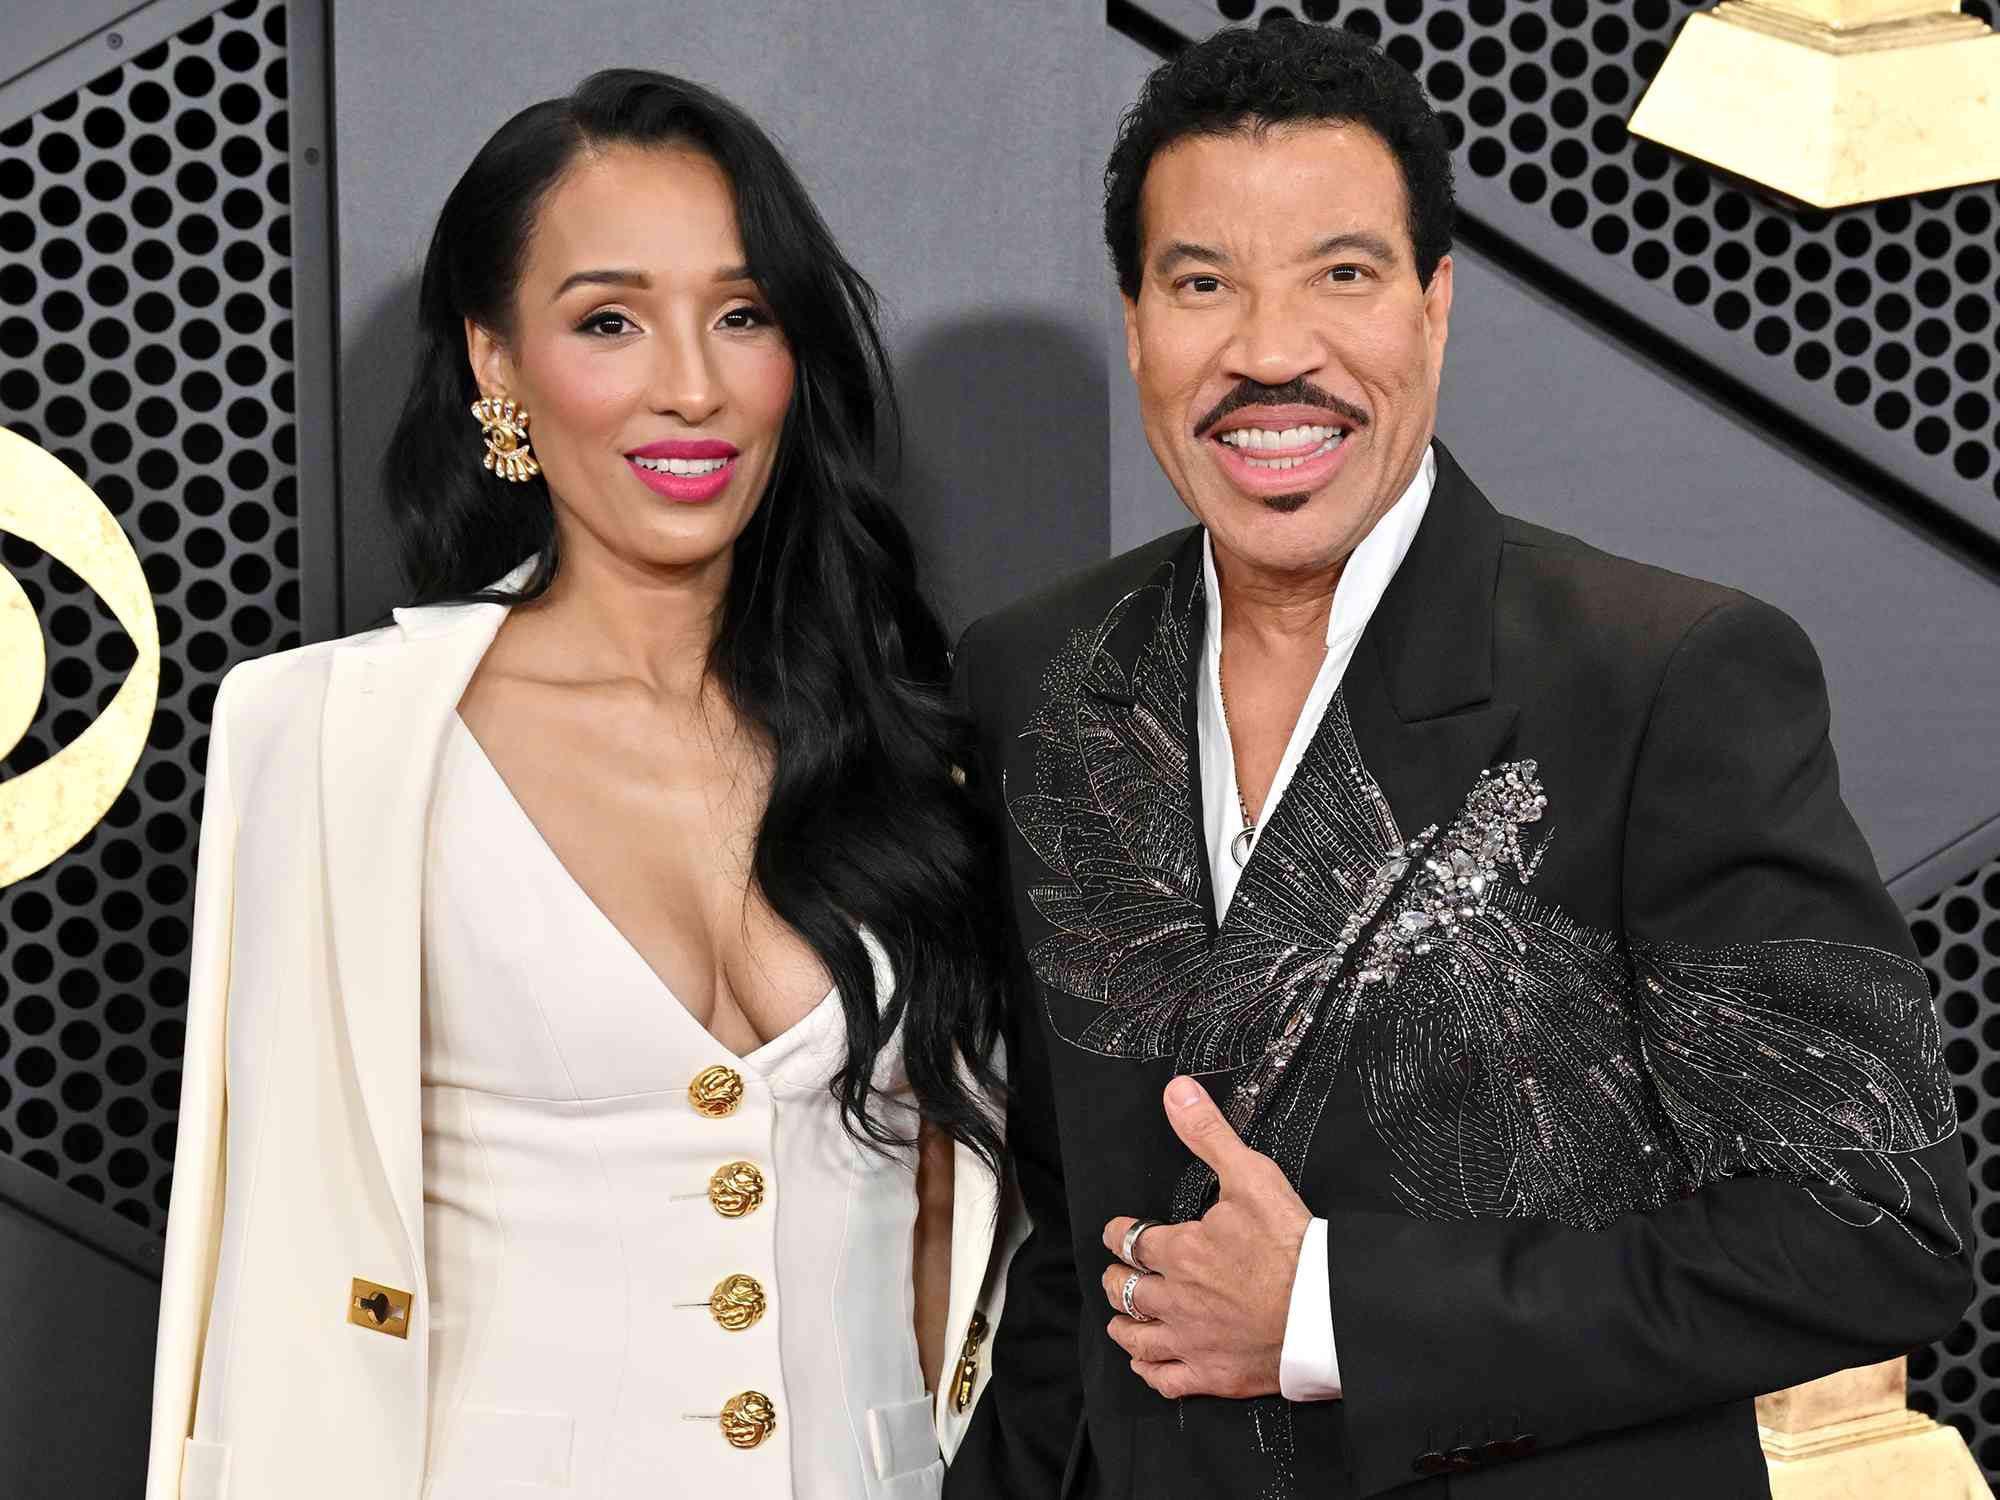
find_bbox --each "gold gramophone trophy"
[1630,1,2000,206]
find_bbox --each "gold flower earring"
[471,395,540,483]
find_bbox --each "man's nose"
[1224,292,1330,388]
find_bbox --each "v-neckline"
[445,713,840,1070]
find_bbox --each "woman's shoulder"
[210,621,398,749]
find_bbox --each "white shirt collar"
[1201,444,1436,665]
[1198,444,1437,919]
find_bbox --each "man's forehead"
[1148,119,1402,194]
[1139,121,1409,247]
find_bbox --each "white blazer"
[146,576,1024,1499]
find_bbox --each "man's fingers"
[1132,1358,1196,1399]
[1101,1215,1187,1272]
[1163,1076,1255,1185]
[1099,1262,1168,1321]
[1106,1315,1180,1363]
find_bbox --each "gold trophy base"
[1763,1409,1990,1498]
[1757,1359,1992,1499]
[1628,3,2000,207]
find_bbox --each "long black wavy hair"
[382,69,1004,1169]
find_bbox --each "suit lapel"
[1343,440,1519,840]
[319,593,511,1281]
[1082,528,1218,938]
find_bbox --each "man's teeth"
[1218,424,1346,470]
[632,455,731,475]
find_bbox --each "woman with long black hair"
[147,69,1015,1500]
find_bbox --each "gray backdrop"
[330,0,1109,634]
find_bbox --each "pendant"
[1230,824,1256,868]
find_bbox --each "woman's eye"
[579,311,636,336]
[718,305,771,330]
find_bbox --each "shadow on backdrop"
[892,310,1109,636]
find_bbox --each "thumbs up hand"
[1099,1076,1313,1400]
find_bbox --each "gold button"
[690,1064,745,1118]
[720,1390,778,1449]
[707,1273,766,1332]
[708,1160,766,1218]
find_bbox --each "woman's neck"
[507,532,732,703]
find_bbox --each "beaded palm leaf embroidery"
[1008,562,1956,1246]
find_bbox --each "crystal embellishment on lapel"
[1356,759,1549,990]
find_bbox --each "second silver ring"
[1120,1269,1157,1323]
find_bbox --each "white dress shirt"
[1196,445,1435,1402]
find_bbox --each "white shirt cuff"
[1278,1216,1342,1401]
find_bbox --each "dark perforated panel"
[1908,858,2000,1471]
[0,0,298,1233]
[1195,0,2000,537]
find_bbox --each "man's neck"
[1212,546,1344,658]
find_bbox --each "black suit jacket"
[943,443,1973,1499]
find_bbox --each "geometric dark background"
[1911,855,2000,1473]
[4,0,2000,1491]
[0,0,300,1235]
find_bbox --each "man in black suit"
[944,19,1972,1499]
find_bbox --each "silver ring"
[1120,1270,1156,1323]
[1119,1218,1164,1272]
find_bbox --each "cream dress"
[416,715,943,1499]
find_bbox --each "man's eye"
[1181,275,1222,294]
[1326,266,1365,284]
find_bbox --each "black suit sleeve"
[1326,598,1974,1496]
[945,620,1088,1499]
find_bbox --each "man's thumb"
[1165,1075,1250,1182]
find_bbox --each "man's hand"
[1100,1076,1312,1399]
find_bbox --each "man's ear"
[1421,254,1453,379]
[464,318,516,401]
[1122,293,1142,383]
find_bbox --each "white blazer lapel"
[318,587,514,1282]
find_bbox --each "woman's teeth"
[632,455,731,475]
[1219,424,1346,471]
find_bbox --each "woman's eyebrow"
[549,267,651,301]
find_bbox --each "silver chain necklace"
[1216,656,1257,868]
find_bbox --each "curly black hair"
[1104,18,1455,297]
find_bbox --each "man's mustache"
[1193,378,1370,439]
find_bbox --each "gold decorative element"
[1629,1,2000,208]
[719,1390,778,1450]
[1758,1358,1992,1497]
[707,1159,766,1218]
[689,1064,746,1119]
[950,1309,989,1414]
[471,395,540,483]
[345,1277,412,1340]
[706,1273,767,1332]
[0,427,160,889]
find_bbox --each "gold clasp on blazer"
[950,1310,990,1413]
[347,1277,412,1339]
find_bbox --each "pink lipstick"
[625,438,740,503]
